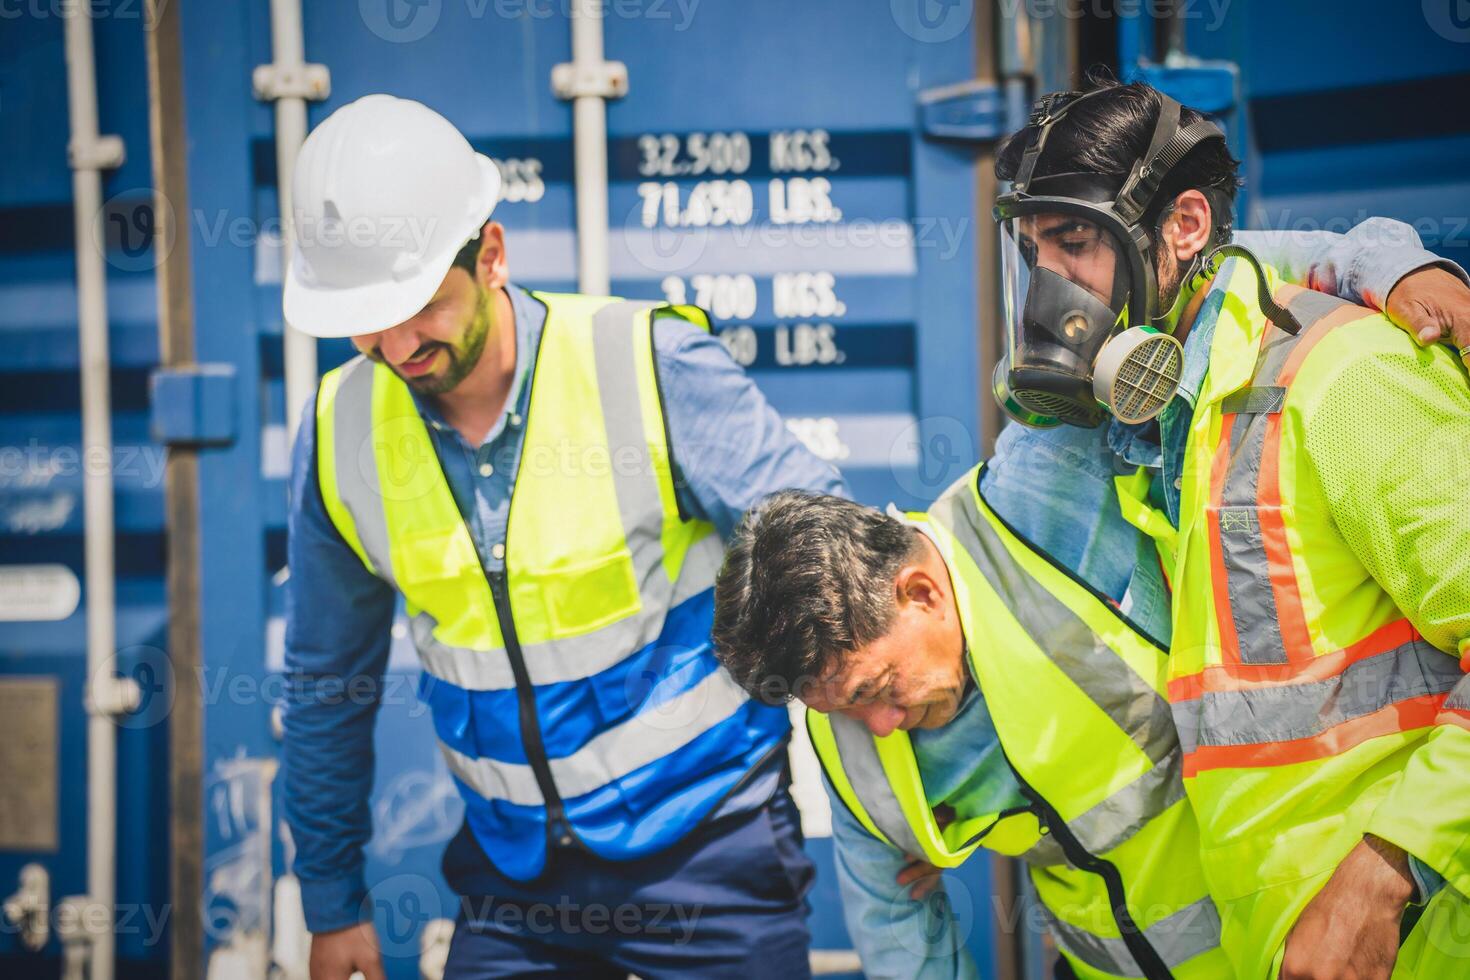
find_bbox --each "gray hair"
[711,490,923,703]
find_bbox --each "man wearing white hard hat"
[280,95,839,979]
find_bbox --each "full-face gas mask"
[992,90,1229,428]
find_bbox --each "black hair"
[450,227,484,274]
[996,69,1240,243]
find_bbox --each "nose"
[847,703,906,738]
[362,324,420,366]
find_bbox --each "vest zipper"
[486,570,574,848]
[1006,759,1174,980]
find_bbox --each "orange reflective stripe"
[1168,618,1420,701]
[1181,694,1447,777]
[1173,625,1456,776]
[1258,293,1374,663]
[1274,292,1374,387]
[1207,286,1374,669]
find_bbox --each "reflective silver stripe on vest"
[1215,289,1356,666]
[332,356,397,590]
[441,662,750,805]
[826,714,928,858]
[591,301,669,604]
[1172,639,1463,756]
[926,484,1186,863]
[1021,832,1067,868]
[1061,748,1186,858]
[408,533,722,691]
[930,488,1176,766]
[1042,896,1222,975]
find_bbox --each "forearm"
[284,397,397,932]
[281,659,387,932]
[828,780,979,980]
[1236,218,1465,310]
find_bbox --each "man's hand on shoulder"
[1279,835,1414,980]
[309,920,387,980]
[1387,266,1470,370]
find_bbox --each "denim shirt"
[827,222,1460,979]
[283,284,845,933]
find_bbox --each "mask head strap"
[1012,89,1110,193]
[1012,89,1227,230]
[1113,94,1227,224]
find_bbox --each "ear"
[1161,189,1214,265]
[895,562,946,614]
[476,221,509,290]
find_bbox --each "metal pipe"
[143,0,207,974]
[62,1,122,977]
[570,0,611,295]
[268,0,318,442]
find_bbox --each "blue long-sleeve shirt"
[827,221,1461,980]
[283,285,844,933]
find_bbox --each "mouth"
[904,698,956,731]
[396,345,444,378]
[897,704,928,732]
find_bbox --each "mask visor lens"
[998,212,1133,425]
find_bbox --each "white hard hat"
[283,94,502,338]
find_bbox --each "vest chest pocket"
[520,548,643,639]
[393,526,491,615]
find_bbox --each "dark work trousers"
[440,787,815,979]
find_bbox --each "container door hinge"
[551,60,628,101]
[150,364,238,448]
[252,63,331,102]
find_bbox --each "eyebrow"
[1038,220,1087,241]
[846,668,890,707]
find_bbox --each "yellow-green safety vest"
[1155,259,1470,979]
[313,292,789,879]
[810,468,1232,980]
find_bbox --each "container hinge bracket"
[3,865,50,952]
[551,60,628,101]
[252,62,331,102]
[68,135,125,172]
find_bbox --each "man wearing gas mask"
[706,80,1470,980]
[987,80,1470,980]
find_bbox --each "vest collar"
[1193,256,1282,414]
